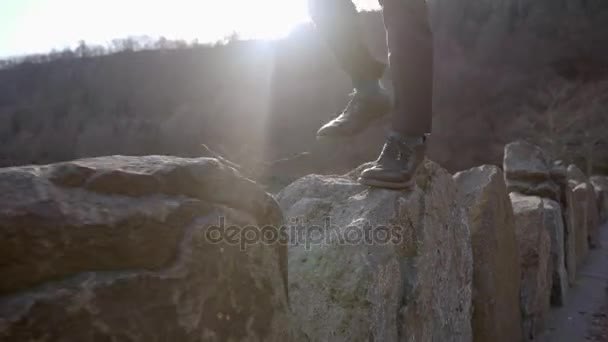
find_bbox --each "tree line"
[0,34,242,70]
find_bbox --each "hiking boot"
[316,88,390,139]
[358,132,427,189]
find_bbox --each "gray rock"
[503,141,560,201]
[542,199,568,306]
[571,184,590,266]
[567,164,587,186]
[0,156,292,341]
[571,182,601,249]
[510,193,552,341]
[550,161,568,193]
[278,160,473,342]
[566,165,600,249]
[453,165,523,342]
[551,162,576,286]
[504,141,551,180]
[561,185,577,286]
[590,175,608,223]
[584,183,601,249]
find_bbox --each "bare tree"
[523,79,608,174]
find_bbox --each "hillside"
[1,4,607,187]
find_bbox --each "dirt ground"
[541,223,608,342]
[589,293,608,341]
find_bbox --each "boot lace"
[378,133,421,164]
[376,136,400,165]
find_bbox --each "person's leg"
[309,0,391,138]
[308,0,386,87]
[382,0,433,136]
[359,0,433,189]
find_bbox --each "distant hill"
[1,5,607,184]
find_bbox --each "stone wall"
[453,166,523,342]
[502,141,604,340]
[277,160,473,341]
[0,156,293,341]
[0,145,603,341]
[590,176,608,223]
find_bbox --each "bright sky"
[0,0,379,57]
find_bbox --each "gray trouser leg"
[308,0,386,82]
[381,0,433,136]
[310,0,434,136]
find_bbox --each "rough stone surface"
[550,161,567,182]
[561,185,577,286]
[551,162,577,286]
[590,176,608,223]
[570,182,601,250]
[567,164,601,257]
[453,165,523,342]
[278,160,473,342]
[542,199,568,306]
[571,183,590,267]
[510,193,552,341]
[585,183,601,249]
[0,156,292,341]
[503,141,559,201]
[567,165,587,186]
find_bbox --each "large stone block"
[278,160,473,342]
[503,141,560,201]
[453,165,523,342]
[567,164,601,260]
[561,185,577,286]
[567,164,587,186]
[551,162,576,286]
[585,183,601,248]
[571,183,590,266]
[542,199,568,306]
[0,156,292,341]
[566,165,601,250]
[573,182,601,250]
[510,193,552,341]
[590,175,608,223]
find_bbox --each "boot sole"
[357,177,413,190]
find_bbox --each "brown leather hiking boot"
[316,88,390,139]
[358,132,426,189]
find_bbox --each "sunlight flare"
[1,0,381,56]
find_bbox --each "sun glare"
[2,0,380,56]
[225,0,310,39]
